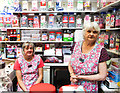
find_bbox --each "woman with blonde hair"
[68,22,110,92]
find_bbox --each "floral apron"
[70,41,103,92]
[17,55,40,91]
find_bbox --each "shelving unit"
[0,0,120,92]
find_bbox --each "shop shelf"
[106,49,120,55]
[97,0,120,12]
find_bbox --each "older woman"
[68,22,110,92]
[14,42,44,91]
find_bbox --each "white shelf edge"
[106,49,120,55]
[101,28,120,31]
[97,0,120,12]
[13,11,96,13]
[6,27,82,30]
[0,41,73,43]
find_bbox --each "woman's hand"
[70,73,78,83]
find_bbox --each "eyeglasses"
[87,30,98,34]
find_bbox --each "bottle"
[110,8,116,28]
[76,13,82,28]
[62,13,68,28]
[17,30,20,41]
[69,12,75,28]
[115,9,120,28]
[10,30,13,41]
[13,30,17,41]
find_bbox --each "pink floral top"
[70,41,103,92]
[14,55,44,91]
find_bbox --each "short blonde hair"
[83,22,100,36]
[22,42,35,55]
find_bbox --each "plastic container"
[56,32,62,41]
[49,31,55,41]
[62,13,68,28]
[69,12,75,28]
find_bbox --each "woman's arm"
[74,62,107,81]
[34,67,43,84]
[68,62,78,83]
[16,70,27,91]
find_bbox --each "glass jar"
[56,32,62,41]
[21,13,28,27]
[49,31,55,41]
[42,31,48,41]
[69,12,75,28]
[48,14,55,28]
[76,13,82,28]
[83,0,91,11]
[40,0,47,11]
[40,13,47,28]
[62,13,68,28]
[28,14,34,28]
